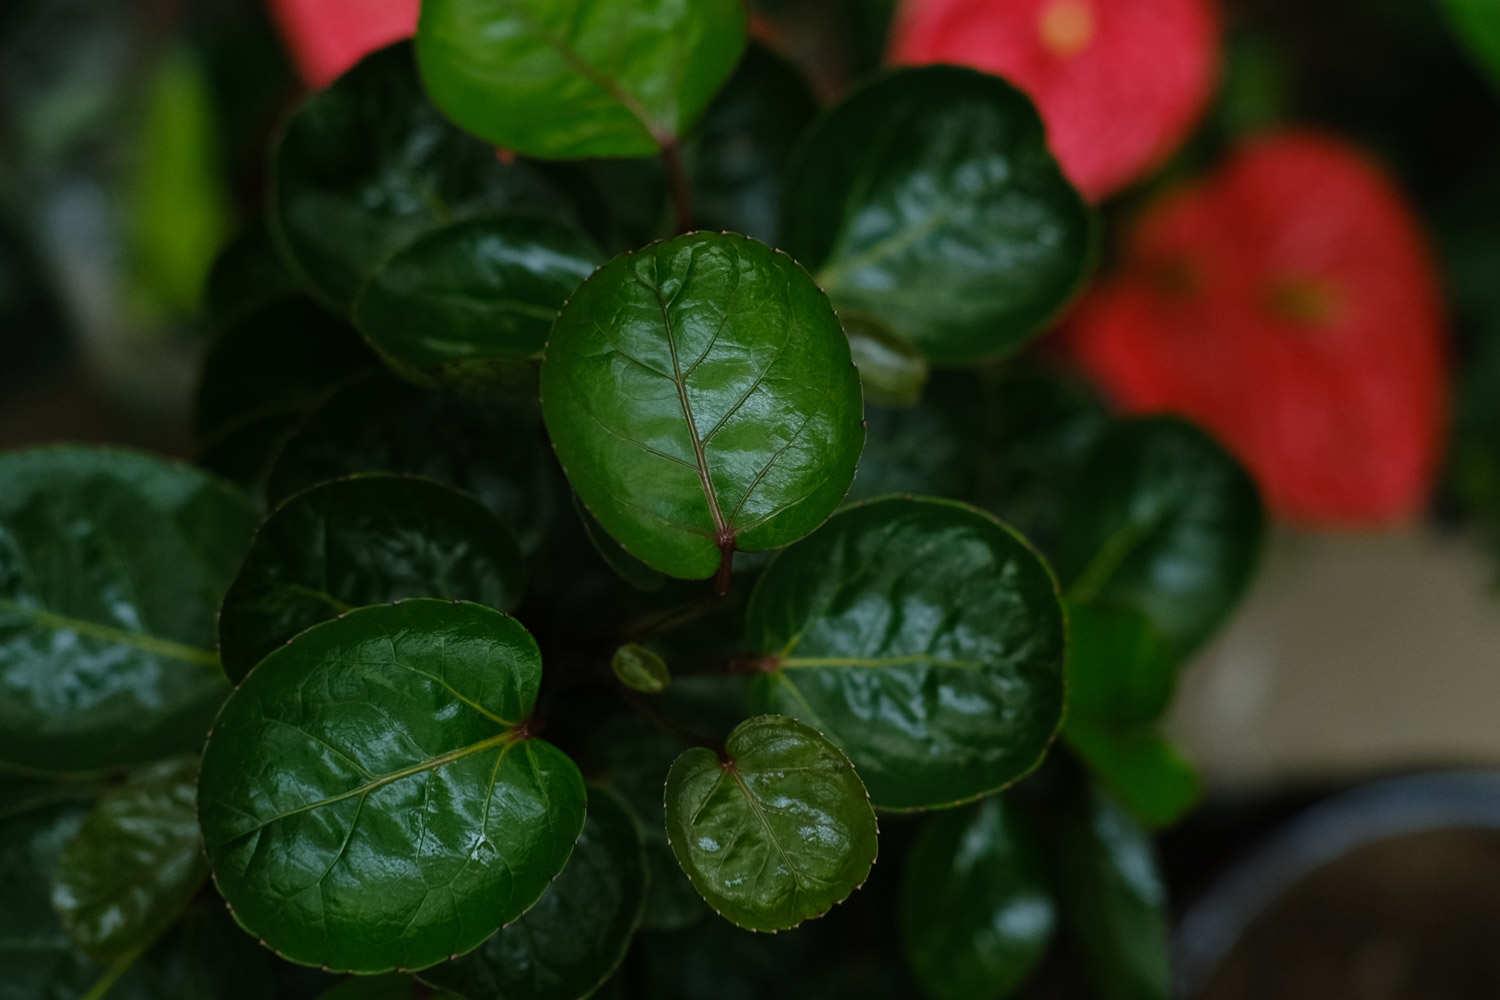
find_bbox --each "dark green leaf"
[1065,724,1199,832]
[0,802,101,1000]
[199,601,586,972]
[576,497,668,593]
[0,447,257,773]
[415,0,748,158]
[1057,787,1171,1000]
[664,714,877,931]
[267,372,564,557]
[270,43,561,310]
[420,788,646,1000]
[1443,0,1500,90]
[849,374,986,503]
[901,797,1055,1000]
[781,66,1095,364]
[686,44,819,242]
[845,315,929,408]
[746,497,1067,811]
[1056,417,1264,661]
[354,216,602,380]
[218,475,526,683]
[541,232,864,581]
[612,643,671,694]
[1065,603,1174,728]
[52,758,207,960]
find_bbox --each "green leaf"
[541,232,864,582]
[0,802,101,1000]
[52,758,207,961]
[1065,724,1200,831]
[198,601,586,973]
[415,0,748,158]
[1057,787,1171,1000]
[664,715,878,932]
[0,447,257,773]
[849,374,987,503]
[1056,417,1264,661]
[686,43,819,243]
[267,372,564,557]
[1443,0,1500,91]
[845,315,929,408]
[900,797,1055,1000]
[354,216,602,380]
[746,497,1067,811]
[612,642,671,694]
[218,475,526,683]
[575,497,668,593]
[1065,603,1174,728]
[420,787,646,1000]
[781,66,1095,364]
[270,43,561,310]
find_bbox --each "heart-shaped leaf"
[267,372,564,557]
[541,232,864,583]
[354,216,602,380]
[781,66,1096,364]
[745,497,1067,811]
[900,796,1055,1000]
[198,600,586,972]
[52,758,207,960]
[0,447,257,774]
[1056,417,1264,661]
[270,42,561,310]
[419,787,646,1000]
[217,475,526,683]
[1056,787,1171,1000]
[1065,723,1200,831]
[664,715,878,932]
[415,0,747,158]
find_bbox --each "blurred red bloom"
[888,0,1220,200]
[268,0,418,89]
[1063,131,1449,525]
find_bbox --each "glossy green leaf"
[664,715,878,932]
[52,757,207,960]
[1056,417,1264,661]
[612,643,671,694]
[1065,724,1200,831]
[686,44,819,242]
[271,43,561,310]
[267,372,563,557]
[845,315,929,408]
[218,475,526,683]
[746,497,1067,811]
[416,0,748,158]
[901,797,1055,1000]
[420,788,646,1000]
[1065,603,1174,728]
[1443,0,1500,91]
[781,66,1095,364]
[1057,787,1171,1000]
[198,601,586,972]
[0,447,257,773]
[541,232,864,582]
[354,216,602,379]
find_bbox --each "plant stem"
[660,138,694,233]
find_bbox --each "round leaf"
[267,372,564,557]
[900,797,1055,1000]
[354,217,602,379]
[416,0,748,158]
[664,715,877,932]
[218,475,526,683]
[781,66,1096,364]
[271,43,561,310]
[0,447,257,773]
[541,232,864,581]
[419,787,646,1000]
[612,643,671,694]
[1057,417,1264,660]
[52,758,208,960]
[198,601,586,973]
[745,497,1066,811]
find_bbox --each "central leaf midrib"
[0,599,218,668]
[725,765,832,892]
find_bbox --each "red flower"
[268,0,419,89]
[888,0,1220,200]
[1064,131,1449,525]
